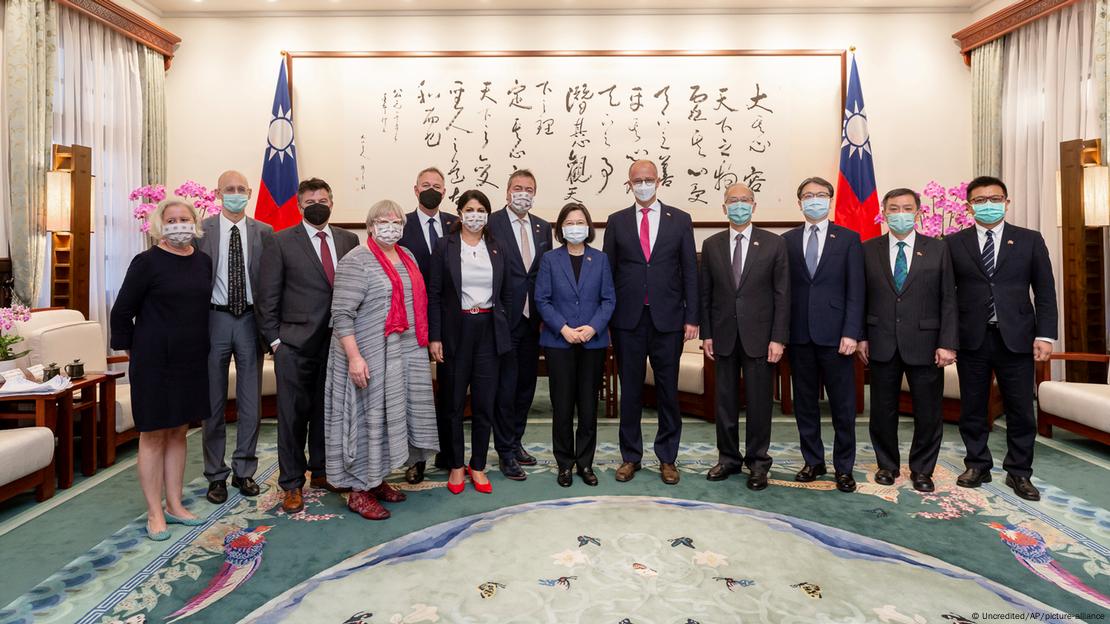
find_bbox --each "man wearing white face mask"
[197,170,274,504]
[487,169,552,481]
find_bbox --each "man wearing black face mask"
[256,177,360,514]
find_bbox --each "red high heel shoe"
[467,466,493,494]
[447,470,465,495]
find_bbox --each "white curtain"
[1000,0,1099,349]
[52,6,144,338]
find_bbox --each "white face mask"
[632,181,656,202]
[509,191,534,214]
[162,222,195,246]
[374,222,403,246]
[562,225,589,244]
[461,211,488,233]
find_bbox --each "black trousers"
[493,320,540,459]
[274,343,327,491]
[714,337,774,474]
[788,342,857,474]
[957,326,1036,477]
[868,350,944,476]
[613,307,684,464]
[439,313,499,471]
[547,345,606,470]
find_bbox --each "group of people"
[109,161,1058,539]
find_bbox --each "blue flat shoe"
[164,511,205,526]
[147,527,171,541]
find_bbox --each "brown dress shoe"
[348,490,390,520]
[311,475,351,493]
[369,481,407,503]
[660,463,680,485]
[615,462,642,482]
[282,488,304,514]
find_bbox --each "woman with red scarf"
[324,199,438,520]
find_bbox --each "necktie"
[518,218,532,318]
[317,231,335,286]
[427,217,439,253]
[732,232,744,289]
[893,241,908,292]
[982,230,996,320]
[805,224,819,277]
[639,208,652,261]
[228,225,247,315]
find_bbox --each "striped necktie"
[982,230,996,320]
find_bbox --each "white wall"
[162,10,973,230]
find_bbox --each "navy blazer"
[534,246,616,349]
[602,202,698,332]
[487,207,553,328]
[783,222,865,347]
[399,209,459,279]
[427,232,513,358]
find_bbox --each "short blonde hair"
[149,198,203,240]
[365,199,405,232]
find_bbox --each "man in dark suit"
[699,183,789,491]
[603,159,699,485]
[256,177,360,514]
[487,169,552,481]
[198,170,274,505]
[947,175,1057,501]
[398,166,458,485]
[783,176,865,493]
[858,188,958,493]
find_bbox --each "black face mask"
[419,188,443,210]
[303,202,331,226]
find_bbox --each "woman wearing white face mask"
[110,199,211,540]
[427,189,512,495]
[534,203,616,487]
[322,199,438,520]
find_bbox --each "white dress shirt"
[975,221,1004,268]
[420,210,444,254]
[730,226,752,274]
[212,214,253,305]
[303,221,337,272]
[889,230,916,274]
[804,218,830,262]
[460,238,495,309]
[636,199,662,253]
[511,210,534,317]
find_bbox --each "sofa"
[1036,353,1110,444]
[0,426,56,503]
[897,364,1003,427]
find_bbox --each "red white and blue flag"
[835,54,881,240]
[255,61,300,231]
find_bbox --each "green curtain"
[3,0,56,306]
[137,44,166,186]
[971,38,1005,178]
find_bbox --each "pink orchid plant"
[874,180,975,238]
[0,304,33,361]
[129,181,219,233]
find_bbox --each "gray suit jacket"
[255,223,360,356]
[197,214,274,303]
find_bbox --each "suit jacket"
[946,223,1058,353]
[399,209,459,279]
[602,202,698,332]
[196,214,273,303]
[534,246,616,350]
[699,227,790,359]
[487,207,553,328]
[783,222,865,347]
[255,223,360,355]
[862,233,958,366]
[427,232,513,358]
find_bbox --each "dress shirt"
[212,214,253,305]
[303,221,338,272]
[637,199,662,252]
[804,218,830,262]
[730,226,752,272]
[889,230,916,274]
[420,210,444,253]
[460,238,495,309]
[511,210,533,317]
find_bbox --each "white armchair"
[1036,353,1110,444]
[0,426,56,503]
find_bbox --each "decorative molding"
[952,0,1081,62]
[160,6,975,19]
[55,0,181,68]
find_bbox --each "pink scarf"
[366,237,428,347]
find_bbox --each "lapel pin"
[753,241,760,246]
[916,251,923,257]
[666,212,672,217]
[830,233,837,239]
[1007,240,1014,245]
[587,256,593,261]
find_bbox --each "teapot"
[64,359,85,379]
[42,362,61,382]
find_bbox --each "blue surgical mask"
[885,212,916,235]
[801,197,830,221]
[222,194,248,213]
[726,201,753,225]
[972,201,1006,225]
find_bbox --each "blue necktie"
[805,225,819,277]
[893,241,908,292]
[982,230,996,320]
[427,217,439,253]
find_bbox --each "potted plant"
[0,304,33,372]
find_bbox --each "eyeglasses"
[800,192,831,200]
[968,195,1007,205]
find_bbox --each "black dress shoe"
[206,480,228,504]
[557,468,573,487]
[746,472,768,491]
[577,466,599,486]
[515,447,537,466]
[910,472,935,493]
[1005,474,1040,501]
[956,467,992,488]
[232,476,260,496]
[499,458,527,481]
[874,468,898,486]
[795,464,827,483]
[405,461,426,485]
[706,463,740,482]
[835,472,857,493]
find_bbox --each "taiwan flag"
[834,54,881,240]
[255,61,300,231]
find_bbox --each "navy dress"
[110,246,212,432]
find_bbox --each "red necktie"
[317,231,334,286]
[640,208,651,304]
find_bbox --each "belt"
[463,307,493,315]
[211,303,253,315]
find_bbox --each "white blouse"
[460,238,494,309]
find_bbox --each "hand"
[857,340,870,365]
[1033,339,1053,362]
[838,337,858,357]
[429,341,445,363]
[560,325,581,344]
[767,341,784,364]
[703,338,715,361]
[575,325,597,342]
[935,348,957,367]
[348,355,369,389]
[684,324,699,341]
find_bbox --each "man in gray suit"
[858,188,958,493]
[199,170,274,504]
[256,177,360,514]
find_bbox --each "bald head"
[628,160,659,206]
[217,170,249,193]
[628,160,658,180]
[724,183,754,201]
[216,170,252,220]
[723,182,756,229]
